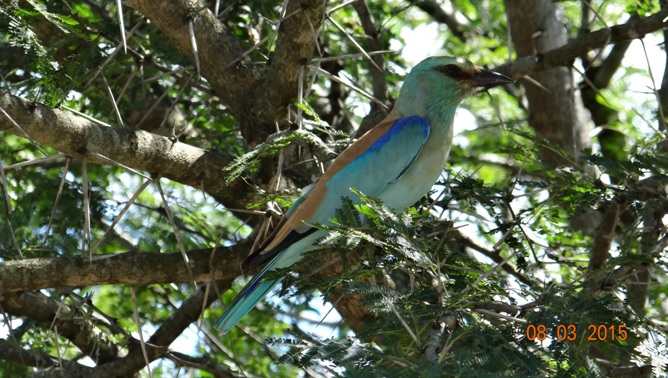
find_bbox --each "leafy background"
[1,0,668,377]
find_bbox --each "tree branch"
[93,281,232,378]
[409,0,466,42]
[352,0,392,138]
[0,93,253,212]
[255,0,326,144]
[352,0,388,106]
[125,0,260,128]
[589,197,628,270]
[0,341,96,377]
[1,292,119,364]
[0,245,249,292]
[496,8,668,80]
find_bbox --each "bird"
[215,56,512,333]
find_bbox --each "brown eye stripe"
[434,64,475,81]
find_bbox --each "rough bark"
[0,246,247,293]
[127,0,326,147]
[504,0,590,166]
[496,9,668,80]
[0,93,252,212]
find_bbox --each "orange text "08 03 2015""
[525,324,628,342]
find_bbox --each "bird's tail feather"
[215,274,280,334]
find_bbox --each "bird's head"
[397,56,512,119]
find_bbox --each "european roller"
[215,56,512,333]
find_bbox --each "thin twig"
[131,287,153,378]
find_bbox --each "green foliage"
[1,0,667,377]
[274,163,665,376]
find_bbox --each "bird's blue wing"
[306,115,430,225]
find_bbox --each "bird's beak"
[471,69,513,89]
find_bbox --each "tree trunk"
[505,0,591,167]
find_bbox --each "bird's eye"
[436,64,469,80]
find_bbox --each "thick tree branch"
[0,93,253,212]
[255,0,326,144]
[125,0,260,128]
[0,251,241,376]
[0,245,249,292]
[13,281,233,378]
[129,0,327,147]
[94,281,232,378]
[496,8,668,80]
[0,341,96,377]
[1,291,119,364]
[127,0,328,199]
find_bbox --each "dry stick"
[310,66,390,109]
[62,105,112,127]
[0,105,47,156]
[578,2,612,75]
[641,38,667,127]
[89,152,151,180]
[188,19,200,76]
[352,0,388,103]
[326,15,382,73]
[297,64,305,130]
[135,78,177,130]
[220,0,304,71]
[317,51,394,63]
[160,73,196,139]
[53,325,63,375]
[116,69,135,106]
[437,322,456,363]
[101,72,125,128]
[198,325,236,362]
[475,308,527,323]
[221,28,278,71]
[44,158,71,245]
[82,161,92,261]
[589,197,627,270]
[154,179,196,284]
[85,18,145,88]
[0,159,23,258]
[456,233,538,289]
[390,302,421,349]
[328,1,357,15]
[131,287,153,378]
[141,67,191,86]
[459,225,519,297]
[91,178,152,254]
[4,153,65,171]
[300,7,325,123]
[116,0,127,53]
[213,0,220,17]
[582,0,608,29]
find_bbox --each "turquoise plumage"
[215,56,512,333]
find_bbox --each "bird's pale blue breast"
[377,115,455,212]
